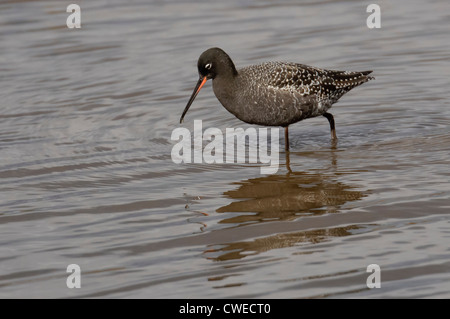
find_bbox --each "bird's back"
[240,61,373,104]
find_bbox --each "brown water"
[1,0,449,298]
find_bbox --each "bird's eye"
[205,63,212,70]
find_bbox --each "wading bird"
[181,47,373,150]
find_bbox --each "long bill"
[180,76,208,124]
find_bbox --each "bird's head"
[180,48,237,123]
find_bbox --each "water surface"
[0,0,449,298]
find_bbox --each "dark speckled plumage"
[181,47,374,150]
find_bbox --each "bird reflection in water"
[205,151,366,261]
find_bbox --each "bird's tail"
[326,70,374,102]
[334,70,374,88]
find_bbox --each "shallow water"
[0,0,449,298]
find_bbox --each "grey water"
[0,0,449,298]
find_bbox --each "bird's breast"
[215,82,312,126]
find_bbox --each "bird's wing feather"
[250,62,373,102]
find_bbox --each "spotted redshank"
[180,47,374,150]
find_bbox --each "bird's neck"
[212,72,239,113]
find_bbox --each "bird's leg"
[284,126,290,151]
[323,112,337,140]
[285,149,292,174]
